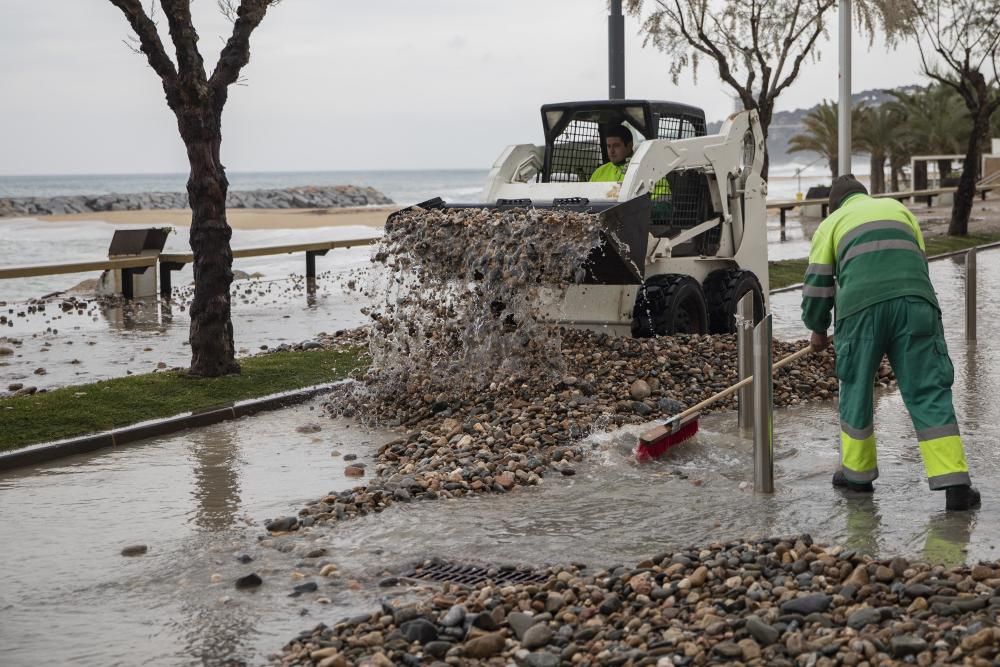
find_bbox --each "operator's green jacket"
[589,160,672,197]
[801,192,971,490]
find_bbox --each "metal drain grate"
[401,561,551,587]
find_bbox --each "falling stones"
[355,206,606,410]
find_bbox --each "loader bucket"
[390,195,651,285]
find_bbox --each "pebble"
[235,573,262,589]
[463,632,505,658]
[120,544,148,557]
[521,623,553,650]
[629,379,651,400]
[265,516,297,532]
[847,606,884,629]
[745,615,780,645]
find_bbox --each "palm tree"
[889,86,970,186]
[788,101,868,180]
[855,104,903,194]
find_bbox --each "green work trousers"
[834,295,971,489]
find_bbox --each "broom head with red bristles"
[633,413,700,462]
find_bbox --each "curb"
[769,240,1000,295]
[0,382,338,472]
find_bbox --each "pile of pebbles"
[262,329,895,533]
[263,207,898,533]
[274,535,1000,666]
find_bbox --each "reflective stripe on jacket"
[801,193,939,332]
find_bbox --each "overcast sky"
[0,0,928,175]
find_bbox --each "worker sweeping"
[802,174,981,511]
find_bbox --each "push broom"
[633,342,822,462]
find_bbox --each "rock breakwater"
[275,535,1000,666]
[0,185,393,217]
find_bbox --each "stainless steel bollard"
[736,292,755,432]
[752,314,775,493]
[966,248,977,341]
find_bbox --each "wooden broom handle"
[673,342,821,422]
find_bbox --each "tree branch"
[159,0,208,88]
[107,0,178,88]
[771,6,828,100]
[210,0,272,93]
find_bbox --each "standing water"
[1,249,998,666]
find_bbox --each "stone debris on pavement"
[278,327,891,533]
[274,535,1000,666]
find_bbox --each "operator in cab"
[589,125,635,183]
[591,124,672,218]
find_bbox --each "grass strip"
[0,348,367,451]
[768,232,1000,290]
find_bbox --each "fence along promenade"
[0,238,378,300]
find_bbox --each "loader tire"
[703,269,764,334]
[631,274,709,337]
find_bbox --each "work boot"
[832,470,874,493]
[945,485,982,511]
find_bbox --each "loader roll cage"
[539,100,716,252]
[539,100,706,183]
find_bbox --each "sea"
[0,162,867,304]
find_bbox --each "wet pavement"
[0,404,402,666]
[0,221,378,390]
[1,245,999,665]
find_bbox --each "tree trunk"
[949,110,988,236]
[829,157,838,181]
[757,101,773,182]
[937,158,953,186]
[182,118,239,376]
[914,161,928,191]
[869,152,886,194]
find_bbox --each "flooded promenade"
[1,248,997,665]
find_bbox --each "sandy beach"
[37,205,399,230]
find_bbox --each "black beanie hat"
[829,174,868,212]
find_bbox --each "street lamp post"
[838,0,852,177]
[609,0,625,99]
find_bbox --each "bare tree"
[907,0,1000,235]
[107,0,280,376]
[626,0,897,178]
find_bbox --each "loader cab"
[539,100,718,253]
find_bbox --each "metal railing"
[0,256,158,300]
[157,237,378,297]
[768,183,998,240]
[966,248,977,341]
[751,314,775,493]
[736,292,755,432]
[0,237,379,299]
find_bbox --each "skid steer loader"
[404,99,768,336]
